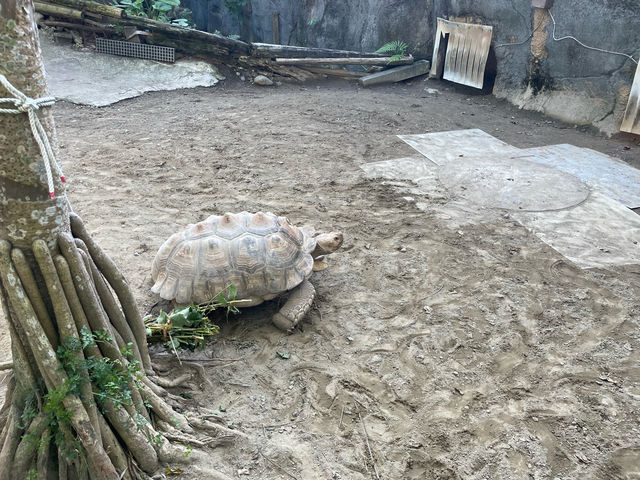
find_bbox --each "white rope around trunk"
[0,73,66,198]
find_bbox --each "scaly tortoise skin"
[151,211,343,331]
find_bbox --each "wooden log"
[44,0,124,18]
[275,55,414,66]
[41,19,115,33]
[252,42,387,59]
[34,2,84,19]
[299,66,367,79]
[112,15,250,55]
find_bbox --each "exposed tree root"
[0,215,235,479]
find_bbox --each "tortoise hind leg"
[272,279,316,332]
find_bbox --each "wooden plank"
[275,56,413,66]
[359,60,430,87]
[272,12,279,44]
[252,43,386,59]
[300,66,367,78]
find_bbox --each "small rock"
[364,243,371,249]
[424,88,439,94]
[576,452,590,464]
[238,468,250,475]
[253,75,274,86]
[240,75,246,81]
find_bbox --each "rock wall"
[183,0,640,134]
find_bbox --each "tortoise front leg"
[272,279,316,332]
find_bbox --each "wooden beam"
[299,66,367,78]
[272,12,279,44]
[252,42,387,59]
[275,56,414,66]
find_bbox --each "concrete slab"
[40,35,221,106]
[513,144,640,209]
[437,156,589,212]
[362,154,640,268]
[359,60,431,87]
[513,192,640,269]
[398,129,520,165]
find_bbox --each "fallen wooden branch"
[299,66,367,79]
[252,43,386,59]
[40,19,116,33]
[275,55,414,66]
[35,1,84,19]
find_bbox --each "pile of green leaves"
[145,286,242,352]
[113,0,191,27]
[375,40,409,62]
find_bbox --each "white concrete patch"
[40,35,221,106]
[513,144,640,209]
[397,128,520,166]
[363,130,640,268]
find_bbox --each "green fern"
[375,40,409,62]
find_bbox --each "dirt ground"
[6,75,640,479]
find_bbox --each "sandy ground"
[4,75,640,479]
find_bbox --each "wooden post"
[272,12,279,44]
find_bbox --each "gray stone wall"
[183,0,640,134]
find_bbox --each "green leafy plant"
[145,285,243,352]
[375,40,409,62]
[224,0,247,18]
[113,0,192,26]
[24,329,148,461]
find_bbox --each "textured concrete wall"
[183,0,640,134]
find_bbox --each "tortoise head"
[311,231,343,259]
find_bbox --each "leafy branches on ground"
[145,285,243,352]
[375,40,409,62]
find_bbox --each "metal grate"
[96,38,175,63]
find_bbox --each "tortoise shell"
[151,212,315,304]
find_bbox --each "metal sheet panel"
[513,191,640,269]
[398,129,520,166]
[430,18,493,89]
[621,62,640,134]
[513,144,640,208]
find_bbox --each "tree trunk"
[0,2,229,478]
